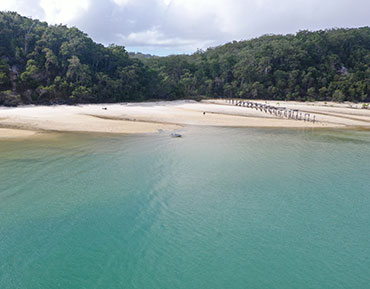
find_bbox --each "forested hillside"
[0,11,153,105]
[148,28,370,102]
[0,11,369,106]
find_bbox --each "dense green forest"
[0,11,369,106]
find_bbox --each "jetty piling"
[222,98,317,124]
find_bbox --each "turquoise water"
[0,127,370,289]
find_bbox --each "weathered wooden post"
[294,110,298,119]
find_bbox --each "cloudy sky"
[1,0,369,55]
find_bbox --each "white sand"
[207,99,370,127]
[1,100,369,138]
[0,128,37,139]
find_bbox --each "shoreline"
[1,100,370,139]
[0,128,39,139]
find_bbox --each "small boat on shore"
[170,133,182,138]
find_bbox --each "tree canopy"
[0,11,369,106]
[146,29,370,102]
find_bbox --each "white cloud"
[0,0,44,19]
[111,0,152,8]
[39,0,89,24]
[0,0,17,11]
[111,0,130,7]
[1,0,369,55]
[118,27,211,47]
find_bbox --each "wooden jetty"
[223,98,317,123]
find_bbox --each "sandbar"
[1,100,370,138]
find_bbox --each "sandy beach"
[1,99,370,138]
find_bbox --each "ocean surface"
[0,127,370,289]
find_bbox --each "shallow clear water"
[1,127,370,289]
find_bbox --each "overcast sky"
[1,0,369,55]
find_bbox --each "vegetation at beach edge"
[0,11,369,106]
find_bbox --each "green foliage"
[332,89,346,102]
[19,59,41,89]
[0,90,21,106]
[146,27,370,103]
[0,72,8,86]
[71,86,93,102]
[0,11,153,105]
[0,11,369,105]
